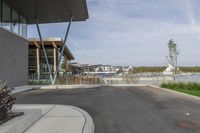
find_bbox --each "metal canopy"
[5,0,89,24]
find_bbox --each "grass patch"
[161,82,200,97]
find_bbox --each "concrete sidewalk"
[12,85,102,94]
[13,104,95,133]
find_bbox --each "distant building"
[28,38,74,80]
[71,64,133,77]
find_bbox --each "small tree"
[61,58,67,71]
[167,39,180,83]
[167,39,180,73]
[61,58,71,73]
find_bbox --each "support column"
[52,41,57,77]
[35,18,53,84]
[34,41,41,81]
[36,47,40,81]
[53,47,57,75]
[53,15,73,84]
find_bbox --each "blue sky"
[28,0,200,66]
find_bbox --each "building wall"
[0,28,28,87]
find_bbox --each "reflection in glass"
[0,0,1,26]
[12,9,19,34]
[2,3,11,30]
[0,2,27,38]
[28,46,54,80]
[19,15,27,38]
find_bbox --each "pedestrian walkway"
[14,105,94,133]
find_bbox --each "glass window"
[0,0,2,26]
[0,1,27,38]
[19,14,27,38]
[12,9,19,34]
[2,2,11,30]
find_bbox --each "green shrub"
[161,82,200,90]
[0,81,16,120]
[161,82,200,97]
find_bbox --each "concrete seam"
[68,105,94,133]
[69,107,87,133]
[22,105,56,133]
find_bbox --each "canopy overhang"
[5,0,89,24]
[29,38,75,60]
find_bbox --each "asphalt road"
[13,86,200,133]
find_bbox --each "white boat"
[163,63,175,75]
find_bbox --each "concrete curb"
[12,85,102,94]
[37,84,102,90]
[1,104,95,133]
[24,104,95,133]
[11,86,34,94]
[148,85,200,101]
[108,84,147,87]
[70,106,95,133]
[12,84,146,94]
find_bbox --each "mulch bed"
[0,112,24,125]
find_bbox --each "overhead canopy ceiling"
[5,0,89,24]
[29,38,75,60]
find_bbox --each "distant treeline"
[130,66,200,73]
[179,67,200,73]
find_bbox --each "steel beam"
[35,18,53,84]
[52,16,73,84]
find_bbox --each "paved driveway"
[14,86,200,133]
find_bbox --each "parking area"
[14,86,200,133]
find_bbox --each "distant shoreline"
[130,66,200,73]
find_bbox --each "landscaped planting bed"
[0,81,23,125]
[161,82,200,97]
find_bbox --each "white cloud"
[28,0,200,66]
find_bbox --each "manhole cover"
[176,119,200,131]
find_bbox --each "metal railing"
[29,75,103,85]
[103,73,200,85]
[29,73,200,85]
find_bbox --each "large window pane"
[2,3,11,30]
[0,2,27,38]
[19,15,27,38]
[0,0,2,26]
[12,9,19,34]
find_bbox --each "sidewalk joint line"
[22,105,56,133]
